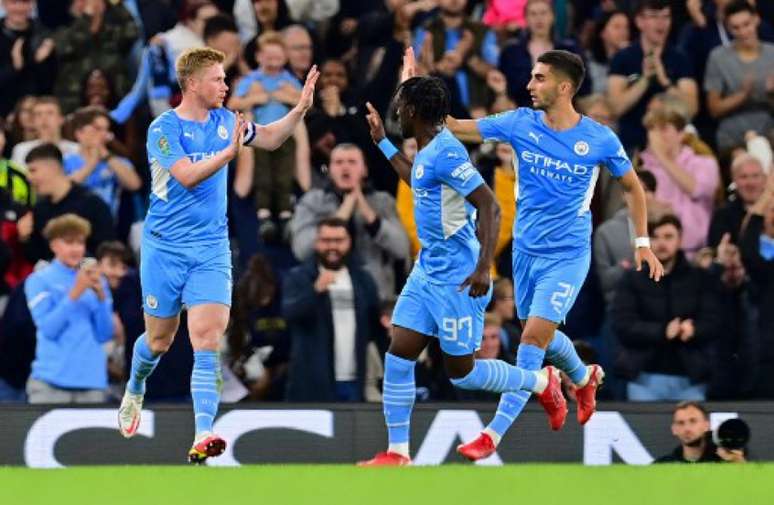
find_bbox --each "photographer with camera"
[24,213,113,403]
[655,401,748,463]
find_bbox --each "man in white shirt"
[11,97,79,167]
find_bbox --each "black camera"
[713,418,750,450]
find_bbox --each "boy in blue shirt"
[24,213,113,403]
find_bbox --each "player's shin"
[383,352,416,458]
[191,350,222,436]
[486,344,545,443]
[450,360,546,393]
[127,333,162,395]
[545,330,589,385]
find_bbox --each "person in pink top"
[483,0,528,31]
[640,107,719,257]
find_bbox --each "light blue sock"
[383,353,416,445]
[127,333,161,395]
[545,330,587,384]
[191,350,222,436]
[488,344,545,437]
[450,359,537,392]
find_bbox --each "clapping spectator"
[282,217,385,401]
[53,0,140,114]
[290,143,410,300]
[0,0,56,117]
[11,97,80,167]
[64,106,141,217]
[24,213,113,403]
[704,1,774,152]
[608,0,698,152]
[18,143,115,264]
[613,215,722,401]
[587,10,631,95]
[640,107,719,256]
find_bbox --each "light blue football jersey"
[145,108,256,245]
[477,108,631,259]
[412,128,486,284]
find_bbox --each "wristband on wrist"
[377,137,399,160]
[635,236,651,248]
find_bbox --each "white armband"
[635,237,651,249]
[243,122,257,145]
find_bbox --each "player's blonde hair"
[175,47,225,91]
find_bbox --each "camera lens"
[715,418,750,450]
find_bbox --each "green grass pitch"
[2,464,772,505]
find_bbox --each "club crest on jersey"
[146,295,158,310]
[158,136,170,156]
[574,141,590,156]
[415,164,424,179]
[218,125,229,139]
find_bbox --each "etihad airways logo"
[520,151,594,176]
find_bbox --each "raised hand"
[296,65,320,113]
[365,102,386,143]
[226,111,246,159]
[401,46,417,83]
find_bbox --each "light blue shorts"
[392,271,492,356]
[140,238,232,318]
[512,249,590,323]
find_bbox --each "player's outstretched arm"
[618,169,665,282]
[169,112,246,189]
[446,115,483,143]
[460,183,500,297]
[365,101,412,185]
[248,65,320,151]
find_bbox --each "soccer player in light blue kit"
[359,67,566,467]
[117,48,319,463]
[446,50,665,460]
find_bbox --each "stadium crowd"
[0,0,773,404]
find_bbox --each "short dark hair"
[96,240,133,264]
[637,169,657,192]
[394,76,450,126]
[725,0,757,19]
[536,50,585,94]
[674,401,709,420]
[204,13,238,41]
[317,216,349,231]
[26,142,63,166]
[634,0,671,16]
[71,105,111,132]
[648,214,682,236]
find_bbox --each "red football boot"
[536,366,568,431]
[357,451,411,466]
[576,364,605,425]
[456,432,496,462]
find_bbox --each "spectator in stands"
[24,213,113,403]
[290,143,410,300]
[499,0,589,109]
[229,31,303,241]
[204,14,246,96]
[587,10,631,95]
[53,0,140,114]
[282,24,314,84]
[654,401,724,462]
[708,154,767,246]
[739,173,774,398]
[595,170,669,306]
[0,0,56,116]
[155,0,218,66]
[704,1,774,153]
[233,0,291,44]
[608,0,698,152]
[0,184,32,302]
[63,106,141,217]
[0,126,32,207]
[640,107,719,256]
[11,97,80,166]
[226,254,289,401]
[413,0,499,117]
[490,278,521,356]
[18,143,115,264]
[613,215,722,401]
[282,217,385,401]
[6,95,37,150]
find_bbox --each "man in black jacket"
[613,214,722,401]
[708,154,767,247]
[17,143,115,264]
[655,401,723,463]
[282,216,386,401]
